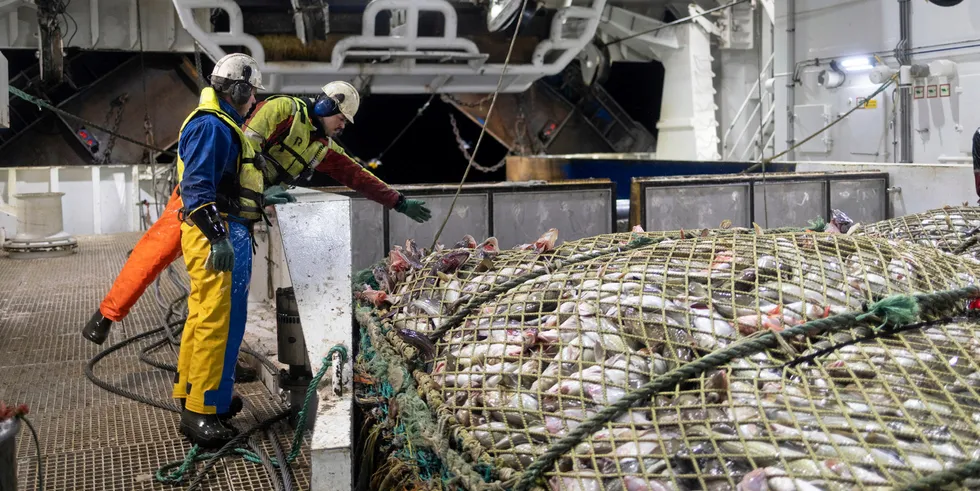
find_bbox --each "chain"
[514,93,537,155]
[447,112,472,160]
[100,93,129,164]
[473,156,508,173]
[448,112,507,173]
[193,42,206,87]
[8,86,176,156]
[440,93,492,108]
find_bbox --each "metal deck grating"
[0,233,310,490]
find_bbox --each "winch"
[275,286,315,430]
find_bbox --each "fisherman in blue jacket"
[172,52,293,447]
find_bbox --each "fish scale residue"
[368,231,980,491]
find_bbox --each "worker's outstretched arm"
[314,139,403,209]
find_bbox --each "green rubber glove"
[263,185,296,205]
[395,198,432,223]
[206,238,235,272]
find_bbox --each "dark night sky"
[314,94,510,188]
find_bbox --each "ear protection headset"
[229,65,254,106]
[313,92,344,118]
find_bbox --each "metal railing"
[170,0,609,94]
[722,53,774,160]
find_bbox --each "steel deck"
[0,233,310,490]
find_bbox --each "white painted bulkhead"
[767,0,980,164]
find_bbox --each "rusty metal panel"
[644,183,751,231]
[830,178,887,224]
[350,197,386,271]
[753,180,828,228]
[492,189,614,249]
[388,193,489,250]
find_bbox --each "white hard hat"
[321,81,360,123]
[211,53,265,90]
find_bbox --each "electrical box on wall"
[840,88,888,159]
[794,104,832,154]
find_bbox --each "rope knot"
[324,344,350,367]
[855,294,919,329]
[805,217,827,232]
[626,236,654,248]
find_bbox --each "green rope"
[155,344,349,485]
[287,344,348,463]
[806,216,827,232]
[855,293,920,327]
[902,459,980,490]
[355,308,511,491]
[511,286,980,491]
[156,445,205,484]
[426,236,660,342]
[351,265,380,290]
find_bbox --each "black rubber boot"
[179,395,243,421]
[179,409,239,448]
[81,310,113,345]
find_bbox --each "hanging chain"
[8,86,175,156]
[448,112,507,173]
[193,42,206,87]
[100,93,129,164]
[473,156,508,173]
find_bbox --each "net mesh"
[857,206,980,259]
[358,229,980,491]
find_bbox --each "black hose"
[268,425,295,491]
[249,433,283,491]
[138,336,178,373]
[84,322,182,413]
[21,416,42,491]
[241,346,280,375]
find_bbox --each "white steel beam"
[0,0,206,51]
[596,4,679,63]
[171,0,609,94]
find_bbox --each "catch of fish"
[357,226,980,491]
[856,206,980,259]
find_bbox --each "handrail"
[741,104,775,161]
[726,101,762,160]
[722,53,774,156]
